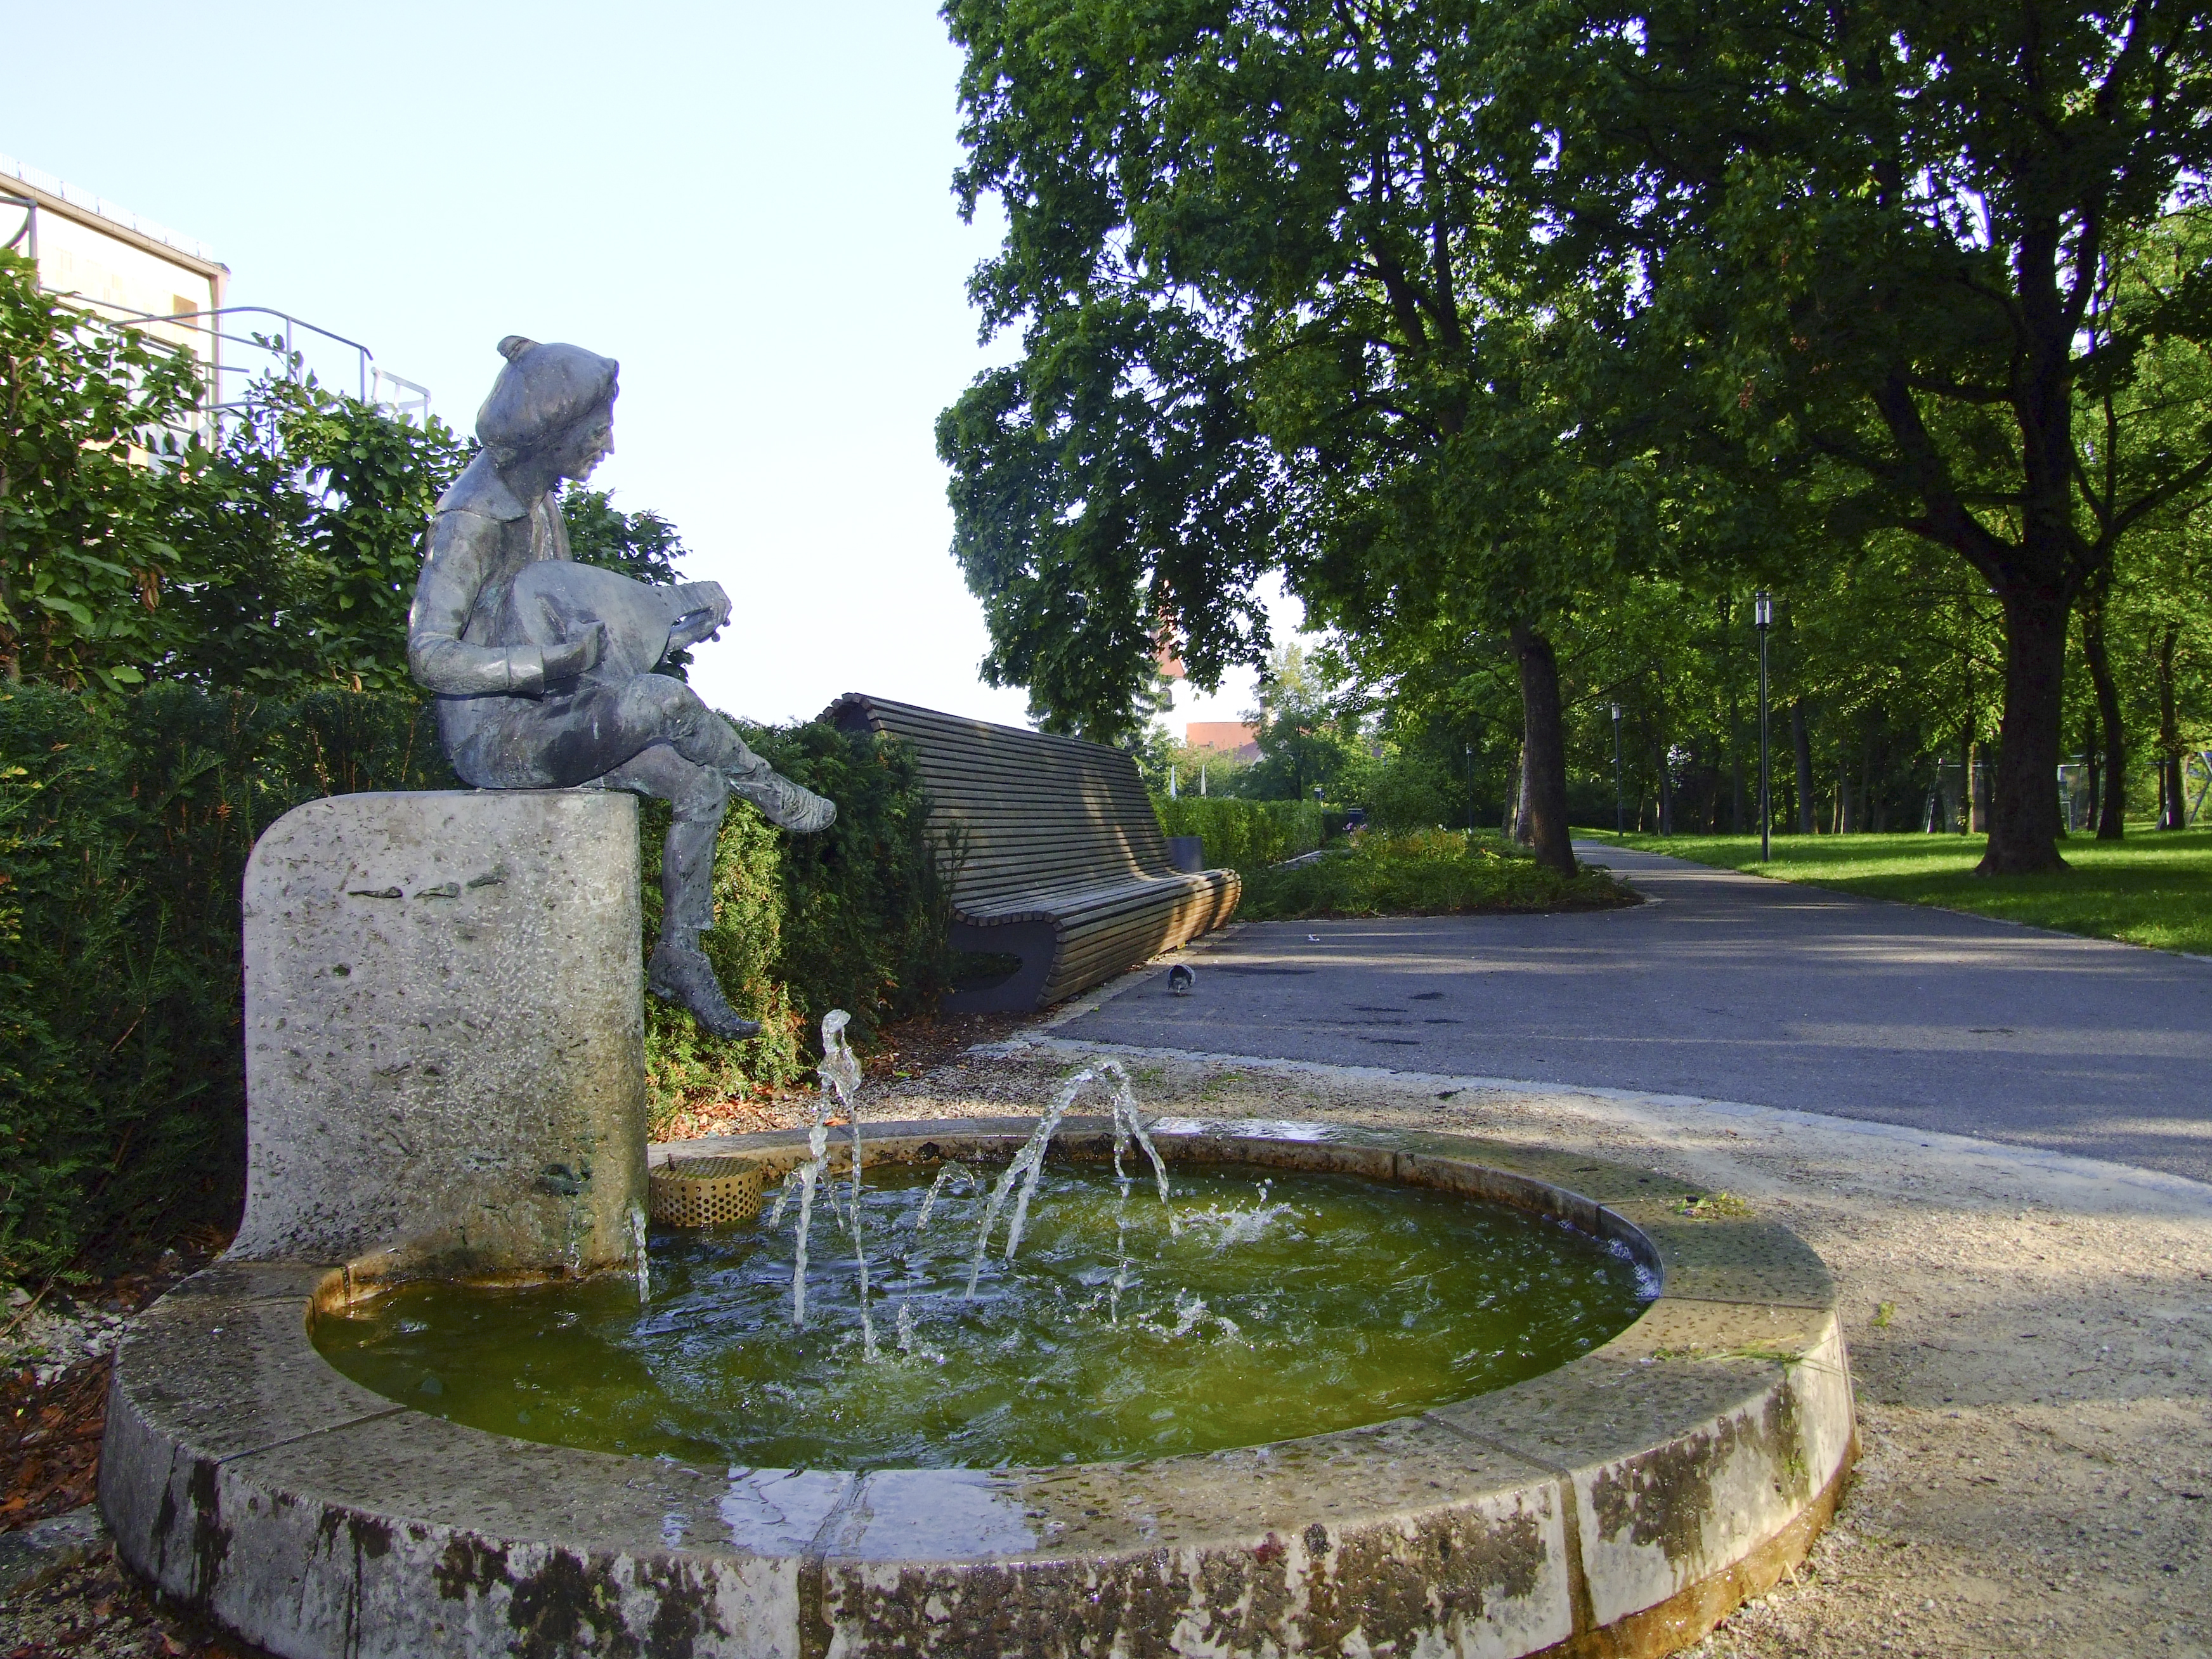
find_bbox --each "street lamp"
[1610,703,1623,836]
[1465,743,1475,831]
[1753,590,1774,862]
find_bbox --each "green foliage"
[743,723,952,1040]
[0,254,472,700]
[0,250,204,691]
[632,720,953,1138]
[1486,1,2212,871]
[939,1,2212,875]
[159,379,471,695]
[0,682,454,1278]
[561,486,687,587]
[1239,642,1367,803]
[1336,745,1457,834]
[0,687,949,1270]
[1153,795,1323,879]
[1242,829,1639,921]
[234,378,471,693]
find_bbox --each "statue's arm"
[407,510,550,696]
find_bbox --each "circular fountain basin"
[100,1117,1856,1659]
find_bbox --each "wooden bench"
[827,694,1241,1012]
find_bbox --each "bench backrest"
[826,694,1176,909]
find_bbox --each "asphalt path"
[1057,842,2212,1185]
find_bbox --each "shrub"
[637,720,951,1135]
[0,683,454,1279]
[1154,795,1325,876]
[1335,746,1458,831]
[1241,828,1640,920]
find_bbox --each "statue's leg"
[472,675,833,1039]
[576,676,836,833]
[598,739,758,1042]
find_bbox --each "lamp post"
[1753,590,1774,862]
[1610,703,1623,836]
[1465,743,1475,831]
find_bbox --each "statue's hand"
[540,621,604,688]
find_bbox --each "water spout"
[790,1122,827,1327]
[816,1010,876,1358]
[965,1062,1176,1299]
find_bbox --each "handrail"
[40,291,431,426]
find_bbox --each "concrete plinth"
[231,790,647,1278]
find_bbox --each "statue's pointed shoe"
[648,943,760,1039]
[729,770,836,833]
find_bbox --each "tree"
[1502,0,2212,871]
[2074,210,2212,835]
[0,250,204,690]
[158,377,470,694]
[1242,641,1364,802]
[939,0,1676,871]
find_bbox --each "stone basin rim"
[101,1116,1857,1659]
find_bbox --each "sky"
[5,1,1289,730]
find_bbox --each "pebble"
[3,1298,131,1387]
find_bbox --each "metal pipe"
[1611,703,1623,836]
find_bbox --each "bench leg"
[943,919,1057,1013]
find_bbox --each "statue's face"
[552,403,616,483]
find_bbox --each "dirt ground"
[6,1014,2208,1657]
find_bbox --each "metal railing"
[4,189,431,431]
[69,298,433,429]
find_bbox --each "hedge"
[1152,795,1326,877]
[0,685,944,1278]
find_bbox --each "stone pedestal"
[232,790,647,1278]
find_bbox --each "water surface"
[316,1160,1653,1468]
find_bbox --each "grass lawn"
[1242,828,1640,920]
[1578,826,2212,957]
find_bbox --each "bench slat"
[826,693,1240,1010]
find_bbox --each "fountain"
[95,337,1853,1657]
[104,1048,1855,1657]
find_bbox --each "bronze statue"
[408,335,833,1039]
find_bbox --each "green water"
[315,1160,1653,1469]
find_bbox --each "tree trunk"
[1792,701,1815,834]
[1728,683,1745,834]
[1511,623,1576,875]
[2081,583,2126,838]
[1977,587,2069,873]
[2156,623,2184,830]
[2083,710,2101,833]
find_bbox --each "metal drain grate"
[649,1157,766,1228]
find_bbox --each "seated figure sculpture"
[408,335,833,1039]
